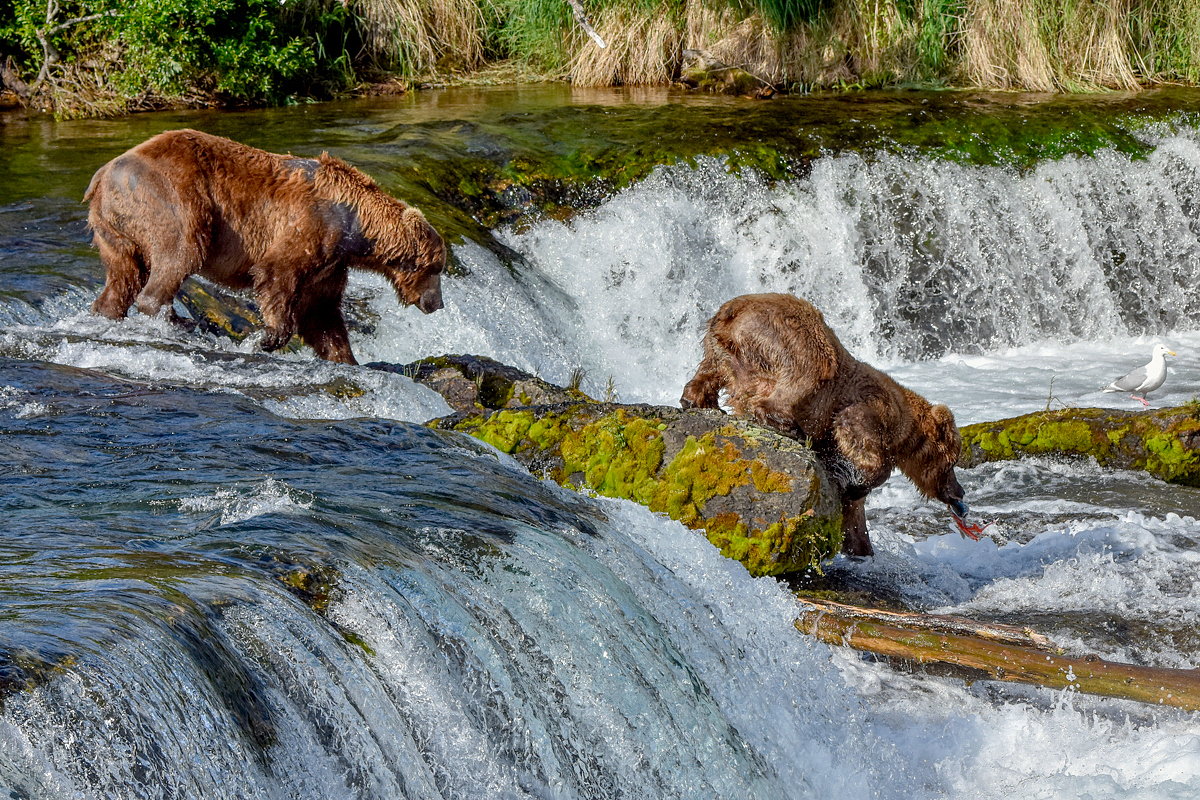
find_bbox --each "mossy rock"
[960,405,1200,486]
[176,277,374,353]
[433,402,843,576]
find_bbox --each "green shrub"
[0,0,355,105]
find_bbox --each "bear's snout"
[418,289,443,314]
[940,470,967,516]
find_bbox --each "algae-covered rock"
[433,402,843,576]
[176,277,372,353]
[959,404,1200,486]
[175,278,264,342]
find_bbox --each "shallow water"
[2,86,1199,798]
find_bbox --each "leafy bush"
[0,0,355,105]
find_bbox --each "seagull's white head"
[1152,343,1177,360]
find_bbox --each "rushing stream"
[2,86,1199,798]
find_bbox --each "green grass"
[3,0,1200,115]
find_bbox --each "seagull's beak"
[1168,350,1177,356]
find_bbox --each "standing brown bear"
[86,129,446,364]
[681,292,975,557]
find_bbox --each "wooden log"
[958,405,1200,487]
[795,598,1200,711]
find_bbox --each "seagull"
[1102,343,1176,407]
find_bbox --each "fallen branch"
[565,0,606,49]
[29,0,118,92]
[795,598,1200,711]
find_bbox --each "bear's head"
[906,402,968,518]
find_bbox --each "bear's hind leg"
[91,226,147,319]
[133,233,202,320]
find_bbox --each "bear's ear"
[930,403,956,427]
[930,403,962,456]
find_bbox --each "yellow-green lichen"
[559,412,667,501]
[961,407,1200,487]
[449,405,838,575]
[646,434,750,524]
[465,409,536,453]
[750,459,793,493]
[703,510,841,578]
[1143,432,1200,483]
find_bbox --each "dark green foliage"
[749,0,829,31]
[0,0,356,105]
[491,0,574,71]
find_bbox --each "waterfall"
[358,130,1200,406]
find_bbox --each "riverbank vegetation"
[2,0,1199,116]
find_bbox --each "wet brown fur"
[681,293,965,557]
[86,129,446,364]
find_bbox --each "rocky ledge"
[371,354,843,576]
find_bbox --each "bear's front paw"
[260,328,293,352]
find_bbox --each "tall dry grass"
[569,0,932,88]
[569,5,680,84]
[354,0,486,75]
[959,0,1144,90]
[526,0,1200,91]
[349,0,1200,91]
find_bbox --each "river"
[1,85,1199,798]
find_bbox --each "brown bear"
[86,129,446,364]
[681,292,971,557]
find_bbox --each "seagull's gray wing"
[1106,364,1149,392]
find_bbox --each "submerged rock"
[679,50,776,98]
[959,404,1200,486]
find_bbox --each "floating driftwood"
[795,598,1200,711]
[959,405,1200,486]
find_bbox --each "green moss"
[463,408,537,453]
[702,509,841,577]
[449,405,839,575]
[751,458,793,493]
[1143,432,1200,483]
[961,407,1200,487]
[559,412,668,501]
[642,434,749,523]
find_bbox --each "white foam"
[0,386,49,418]
[1,311,452,424]
[178,477,313,526]
[602,498,1200,798]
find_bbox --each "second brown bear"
[681,292,970,557]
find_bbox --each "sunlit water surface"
[2,88,1199,798]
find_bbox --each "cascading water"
[2,90,1199,799]
[361,128,1200,405]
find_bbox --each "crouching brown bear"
[86,129,446,364]
[681,292,973,557]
